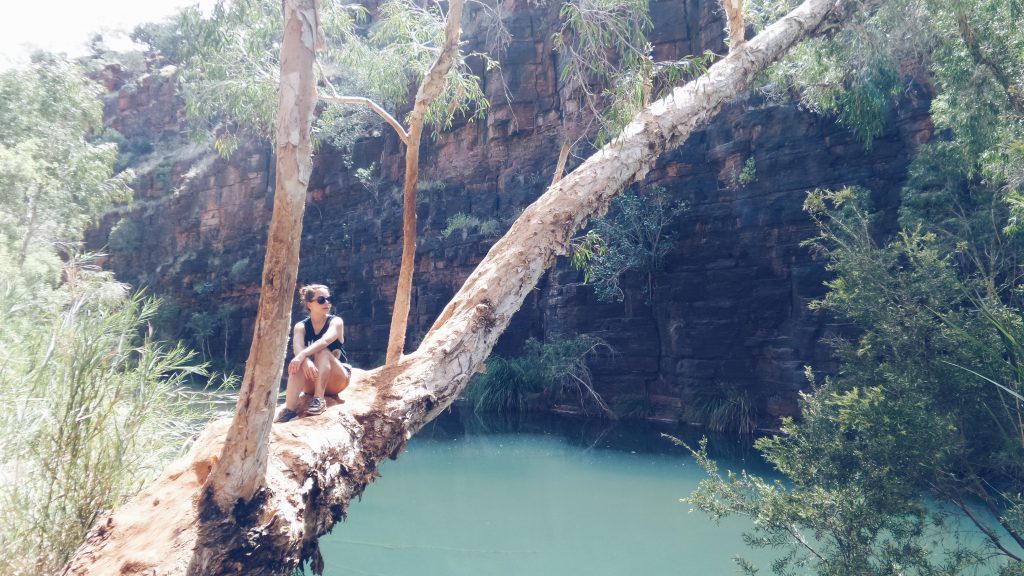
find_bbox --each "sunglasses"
[313,295,331,304]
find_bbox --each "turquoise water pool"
[318,411,781,575]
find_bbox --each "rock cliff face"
[87,0,933,426]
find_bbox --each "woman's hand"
[288,354,318,381]
[302,357,318,381]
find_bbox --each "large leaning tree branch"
[61,0,879,574]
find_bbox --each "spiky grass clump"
[467,335,614,417]
[0,256,218,576]
[690,384,757,435]
[465,356,544,414]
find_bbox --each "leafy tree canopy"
[685,1,1024,574]
[0,53,132,264]
[162,0,492,157]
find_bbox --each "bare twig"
[319,95,410,144]
[317,62,409,144]
[551,140,571,185]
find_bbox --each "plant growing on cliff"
[107,216,143,252]
[467,335,614,417]
[571,187,686,304]
[442,212,501,240]
[442,212,480,239]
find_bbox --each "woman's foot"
[306,396,326,415]
[275,407,300,423]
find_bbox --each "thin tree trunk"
[551,140,571,185]
[17,192,37,267]
[385,0,465,365]
[201,0,319,514]
[62,1,874,573]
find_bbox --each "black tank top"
[302,315,347,361]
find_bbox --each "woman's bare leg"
[323,352,350,396]
[312,350,332,399]
[284,369,308,411]
[311,351,350,395]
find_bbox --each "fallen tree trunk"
[62,0,877,573]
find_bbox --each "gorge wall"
[86,0,934,426]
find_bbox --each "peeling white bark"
[202,0,319,514]
[62,1,878,574]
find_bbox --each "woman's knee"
[313,349,333,370]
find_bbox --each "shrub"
[466,335,614,417]
[478,218,500,237]
[228,257,250,281]
[465,356,544,414]
[737,157,757,186]
[688,383,756,434]
[441,212,480,239]
[570,187,687,304]
[0,255,216,576]
[107,216,143,252]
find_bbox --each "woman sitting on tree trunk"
[275,283,351,423]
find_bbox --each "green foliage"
[188,311,217,360]
[689,383,757,435]
[442,212,479,239]
[107,216,143,252]
[174,0,492,156]
[478,218,500,237]
[151,294,184,339]
[570,187,686,303]
[770,34,903,146]
[216,302,241,366]
[441,212,501,239]
[688,187,1024,575]
[553,0,714,144]
[192,280,217,296]
[228,257,250,281]
[759,0,912,146]
[130,19,188,63]
[0,54,133,264]
[174,0,363,153]
[416,179,445,193]
[467,336,613,417]
[0,252,218,576]
[349,0,493,132]
[0,51,216,576]
[737,157,757,186]
[355,163,383,196]
[465,355,545,414]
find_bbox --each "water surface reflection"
[319,407,779,576]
